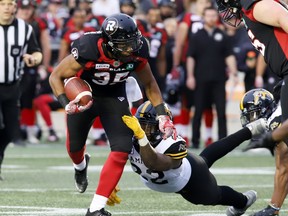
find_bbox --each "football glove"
[106,186,121,206]
[157,115,177,140]
[242,131,277,153]
[245,118,268,136]
[65,97,93,115]
[122,115,145,139]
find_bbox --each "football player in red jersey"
[58,8,96,62]
[49,13,177,216]
[216,0,288,214]
[118,100,267,215]
[216,0,288,141]
[119,0,151,38]
[146,7,168,92]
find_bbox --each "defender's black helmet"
[240,88,277,127]
[135,101,162,146]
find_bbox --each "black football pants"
[179,128,251,208]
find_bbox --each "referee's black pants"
[0,82,21,164]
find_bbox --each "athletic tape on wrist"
[138,135,149,147]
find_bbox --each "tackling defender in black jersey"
[49,13,177,216]
[113,100,267,216]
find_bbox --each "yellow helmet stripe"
[139,101,151,117]
[240,94,245,110]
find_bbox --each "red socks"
[96,151,128,197]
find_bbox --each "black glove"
[242,132,277,154]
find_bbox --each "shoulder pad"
[163,137,187,160]
[267,105,282,131]
[70,33,101,62]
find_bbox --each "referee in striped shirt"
[0,0,42,180]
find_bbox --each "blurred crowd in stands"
[13,0,281,149]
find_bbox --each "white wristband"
[138,135,149,147]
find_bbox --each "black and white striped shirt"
[0,18,41,84]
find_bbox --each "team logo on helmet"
[104,18,118,35]
[252,90,271,106]
[71,48,79,59]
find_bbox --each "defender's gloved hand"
[245,118,268,136]
[122,115,145,139]
[65,97,93,115]
[106,186,121,206]
[157,115,177,140]
[242,131,277,153]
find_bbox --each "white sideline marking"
[48,165,276,175]
[0,206,237,215]
[2,164,275,175]
[1,206,287,216]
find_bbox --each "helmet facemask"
[135,101,162,146]
[216,0,242,27]
[240,107,262,127]
[138,119,162,145]
[107,34,143,61]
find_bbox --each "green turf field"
[0,142,286,216]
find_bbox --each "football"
[64,77,92,106]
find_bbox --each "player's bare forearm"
[139,145,178,171]
[136,64,164,107]
[49,55,82,97]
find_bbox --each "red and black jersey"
[178,12,203,63]
[40,12,62,39]
[149,23,168,59]
[241,0,288,77]
[29,17,48,49]
[70,32,149,97]
[61,26,96,45]
[136,19,151,39]
[148,23,168,75]
[65,15,106,31]
[85,15,106,30]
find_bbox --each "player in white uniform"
[120,100,267,216]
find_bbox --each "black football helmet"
[216,0,242,27]
[135,101,162,146]
[240,88,277,127]
[101,13,143,61]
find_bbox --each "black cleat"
[74,153,90,193]
[85,208,111,216]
